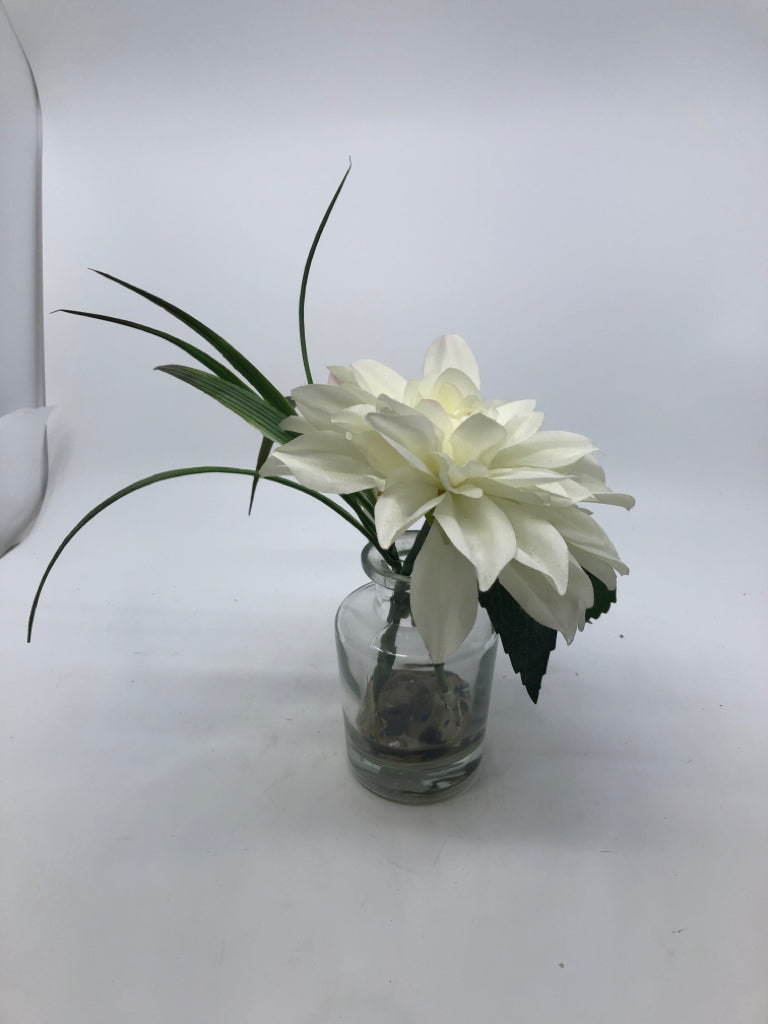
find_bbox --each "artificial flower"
[28,167,634,709]
[262,334,634,662]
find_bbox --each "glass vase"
[335,531,498,803]
[0,0,48,558]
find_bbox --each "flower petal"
[263,432,378,493]
[350,359,408,401]
[500,409,545,446]
[482,467,572,504]
[413,398,455,438]
[374,466,441,548]
[585,490,636,510]
[375,394,447,447]
[426,370,482,414]
[330,405,380,433]
[493,431,596,470]
[499,555,594,643]
[568,542,629,578]
[537,478,595,504]
[569,455,636,509]
[436,457,485,498]
[449,413,508,466]
[278,414,312,434]
[570,453,606,484]
[503,507,570,595]
[547,507,625,565]
[327,366,375,401]
[410,523,480,662]
[366,409,441,472]
[572,549,618,590]
[291,383,363,429]
[434,493,518,591]
[422,334,481,388]
[491,399,536,422]
[352,431,411,476]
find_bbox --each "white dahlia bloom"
[262,335,634,662]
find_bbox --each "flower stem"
[370,519,437,702]
[401,519,431,575]
[434,662,449,694]
[371,579,411,701]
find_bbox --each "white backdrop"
[2,1,767,1021]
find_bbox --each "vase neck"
[361,531,422,591]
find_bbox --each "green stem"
[434,662,449,695]
[401,519,431,575]
[370,519,435,702]
[371,577,412,701]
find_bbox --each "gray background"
[2,1,767,1021]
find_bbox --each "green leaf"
[478,582,557,704]
[90,269,293,415]
[28,465,381,642]
[55,310,245,387]
[155,364,293,444]
[299,160,352,384]
[584,571,617,623]
[28,466,259,641]
[248,434,274,514]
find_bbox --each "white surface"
[2,1,767,1021]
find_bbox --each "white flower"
[263,335,634,662]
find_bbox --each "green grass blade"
[91,269,293,415]
[248,434,274,514]
[352,488,377,516]
[341,492,374,528]
[27,464,381,641]
[57,309,244,386]
[156,365,293,443]
[27,465,261,641]
[298,160,352,384]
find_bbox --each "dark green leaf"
[90,269,293,415]
[248,434,274,514]
[56,309,244,387]
[156,364,293,444]
[28,465,380,642]
[28,465,261,641]
[584,571,617,623]
[298,160,351,383]
[479,582,557,704]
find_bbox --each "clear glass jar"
[0,1,48,558]
[335,531,498,803]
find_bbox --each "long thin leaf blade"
[57,309,244,386]
[27,464,380,641]
[28,465,259,641]
[156,365,292,443]
[91,269,293,415]
[248,434,274,514]
[298,161,352,383]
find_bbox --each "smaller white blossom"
[263,335,634,662]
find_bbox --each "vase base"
[344,725,485,804]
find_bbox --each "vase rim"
[361,530,420,589]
